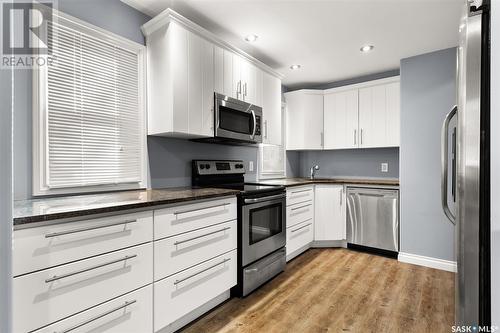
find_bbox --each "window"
[33,10,147,195]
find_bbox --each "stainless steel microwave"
[213,93,262,144]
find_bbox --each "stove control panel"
[193,160,246,175]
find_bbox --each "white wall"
[491,0,500,326]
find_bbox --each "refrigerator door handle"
[441,105,458,224]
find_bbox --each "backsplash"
[297,148,399,179]
[148,137,259,188]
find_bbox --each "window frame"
[32,8,148,196]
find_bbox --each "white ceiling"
[123,0,462,89]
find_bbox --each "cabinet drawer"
[32,285,153,333]
[287,201,314,228]
[13,243,153,333]
[154,249,237,331]
[286,219,314,257]
[154,197,237,239]
[154,220,237,280]
[286,186,314,206]
[13,211,153,276]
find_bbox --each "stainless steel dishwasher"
[346,187,399,253]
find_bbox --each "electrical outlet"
[249,161,254,172]
[381,163,389,173]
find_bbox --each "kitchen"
[0,0,498,332]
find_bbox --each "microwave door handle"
[251,110,256,139]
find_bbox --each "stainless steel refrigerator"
[441,0,490,326]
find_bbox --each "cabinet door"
[359,85,387,148]
[232,53,243,100]
[324,90,359,149]
[262,72,282,145]
[223,49,235,98]
[314,185,345,241]
[201,39,214,136]
[255,68,263,107]
[386,82,400,146]
[285,91,324,150]
[214,45,224,94]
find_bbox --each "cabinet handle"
[291,221,312,233]
[291,203,311,211]
[340,192,342,206]
[45,255,137,283]
[174,203,229,217]
[174,258,231,285]
[264,120,268,139]
[56,300,137,333]
[360,128,363,145]
[244,82,248,97]
[173,227,231,246]
[354,129,357,145]
[44,219,137,238]
[291,189,310,195]
[320,132,324,147]
[237,81,241,99]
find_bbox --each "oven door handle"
[244,193,286,204]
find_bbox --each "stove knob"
[205,164,211,170]
[200,164,205,170]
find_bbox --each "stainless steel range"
[192,160,286,297]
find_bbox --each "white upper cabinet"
[285,90,324,150]
[314,185,346,241]
[358,81,400,148]
[324,89,359,149]
[144,21,214,138]
[262,72,282,145]
[142,9,283,139]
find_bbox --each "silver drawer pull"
[174,203,229,216]
[290,189,311,195]
[45,255,137,283]
[174,258,231,285]
[56,300,136,333]
[174,227,231,246]
[45,219,137,238]
[291,221,312,233]
[291,204,311,211]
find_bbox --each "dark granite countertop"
[13,187,239,226]
[255,177,400,187]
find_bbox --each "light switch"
[381,163,389,173]
[249,161,254,172]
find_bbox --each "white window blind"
[42,19,144,190]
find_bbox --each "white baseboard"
[398,252,457,272]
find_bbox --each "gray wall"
[297,148,399,179]
[400,47,456,261]
[491,2,499,325]
[13,0,150,200]
[148,137,259,188]
[0,48,13,333]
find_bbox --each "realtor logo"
[1,0,55,68]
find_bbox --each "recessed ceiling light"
[245,34,258,42]
[290,64,301,70]
[360,45,374,53]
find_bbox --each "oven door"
[241,194,286,266]
[215,93,262,143]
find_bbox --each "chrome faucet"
[310,165,320,180]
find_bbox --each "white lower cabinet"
[285,185,314,260]
[286,219,314,258]
[314,185,346,241]
[32,285,153,333]
[13,243,153,333]
[154,220,237,281]
[154,249,237,331]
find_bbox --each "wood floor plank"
[181,249,454,333]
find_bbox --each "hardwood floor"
[181,248,455,333]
